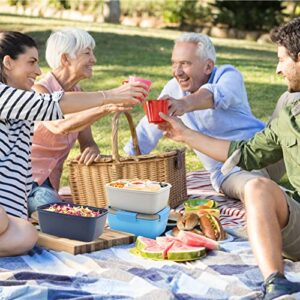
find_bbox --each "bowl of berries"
[37,202,107,242]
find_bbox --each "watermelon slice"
[177,230,219,250]
[139,245,165,260]
[134,237,165,260]
[155,237,206,260]
[156,236,180,247]
[155,236,179,258]
[167,241,206,261]
[132,234,212,261]
[135,236,158,251]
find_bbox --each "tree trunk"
[104,0,120,24]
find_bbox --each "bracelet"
[99,90,106,99]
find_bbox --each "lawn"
[0,13,288,187]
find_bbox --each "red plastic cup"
[123,76,152,102]
[144,99,168,124]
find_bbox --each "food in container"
[45,203,101,217]
[37,202,107,242]
[109,179,162,191]
[106,180,171,214]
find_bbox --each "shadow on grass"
[216,44,277,71]
[0,12,92,25]
[25,29,277,70]
[28,30,173,69]
[216,44,276,59]
[246,82,286,119]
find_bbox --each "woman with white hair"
[28,27,141,215]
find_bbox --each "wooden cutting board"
[31,212,136,255]
[37,229,136,255]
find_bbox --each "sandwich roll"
[177,213,199,231]
[199,214,216,240]
[199,213,225,241]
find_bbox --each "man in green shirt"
[158,18,300,300]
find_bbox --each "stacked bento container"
[106,179,171,238]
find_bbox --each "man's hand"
[160,94,187,116]
[76,145,101,165]
[161,88,214,116]
[158,112,230,162]
[157,113,189,143]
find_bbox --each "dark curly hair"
[270,17,300,62]
[0,31,37,84]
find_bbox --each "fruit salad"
[45,203,101,217]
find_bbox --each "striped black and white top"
[0,83,64,218]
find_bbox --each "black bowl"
[37,202,107,242]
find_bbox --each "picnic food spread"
[109,179,162,191]
[45,203,101,217]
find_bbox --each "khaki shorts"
[282,193,300,261]
[220,159,286,201]
[220,160,300,260]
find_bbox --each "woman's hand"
[76,145,101,165]
[105,82,149,106]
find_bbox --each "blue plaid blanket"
[1,171,300,300]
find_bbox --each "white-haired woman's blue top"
[0,83,63,218]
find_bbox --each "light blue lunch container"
[108,206,170,238]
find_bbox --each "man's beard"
[287,79,300,93]
[288,85,297,93]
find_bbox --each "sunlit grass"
[0,13,288,187]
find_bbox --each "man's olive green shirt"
[227,100,300,201]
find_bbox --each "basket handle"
[112,111,141,162]
[175,149,184,170]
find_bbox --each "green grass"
[0,13,288,187]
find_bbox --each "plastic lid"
[108,206,169,221]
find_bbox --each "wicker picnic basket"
[67,111,187,209]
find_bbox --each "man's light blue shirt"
[124,65,265,192]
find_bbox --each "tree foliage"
[211,1,286,31]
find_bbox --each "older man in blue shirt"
[125,32,284,200]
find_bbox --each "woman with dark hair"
[0,31,147,256]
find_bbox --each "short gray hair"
[45,27,96,69]
[175,32,216,63]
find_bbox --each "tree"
[104,0,120,24]
[211,1,286,31]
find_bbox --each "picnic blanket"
[1,170,300,300]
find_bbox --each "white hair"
[175,32,216,63]
[45,27,96,69]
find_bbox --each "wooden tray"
[31,211,136,255]
[37,229,136,255]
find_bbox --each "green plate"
[184,198,218,209]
